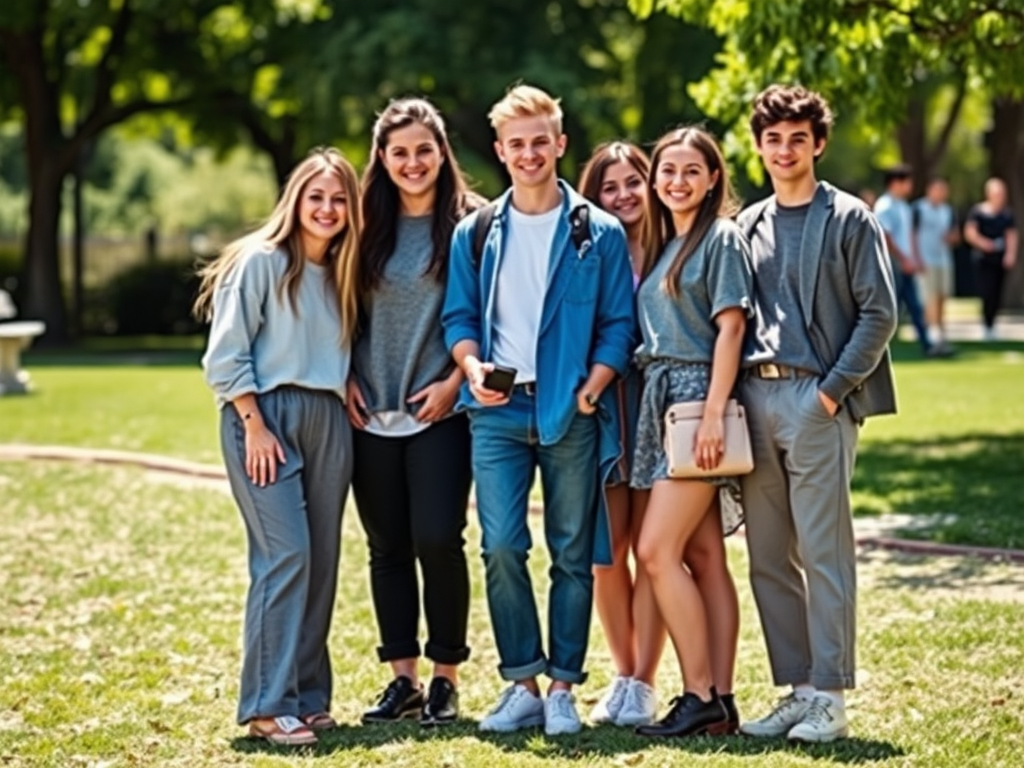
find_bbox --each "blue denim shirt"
[442,180,636,447]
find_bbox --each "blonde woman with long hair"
[196,147,361,747]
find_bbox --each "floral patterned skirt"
[630,358,744,536]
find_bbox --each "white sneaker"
[984,326,997,342]
[614,678,657,726]
[589,675,631,724]
[479,684,545,732]
[544,690,582,735]
[787,695,849,742]
[739,693,812,738]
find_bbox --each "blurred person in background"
[964,177,1018,341]
[912,177,959,355]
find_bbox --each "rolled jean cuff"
[376,640,421,663]
[498,657,548,682]
[425,641,471,666]
[547,664,588,686]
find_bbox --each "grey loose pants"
[220,386,352,724]
[739,375,859,691]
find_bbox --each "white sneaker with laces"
[614,678,657,726]
[589,675,631,724]
[739,693,812,738]
[544,690,582,735]
[787,695,849,742]
[479,684,545,732]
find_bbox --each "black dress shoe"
[361,676,424,723]
[421,677,459,726]
[636,689,729,737]
[720,693,740,735]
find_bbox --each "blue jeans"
[895,271,930,352]
[469,390,598,684]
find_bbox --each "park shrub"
[103,256,202,335]
[0,243,22,297]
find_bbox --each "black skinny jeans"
[976,253,1007,330]
[351,414,473,665]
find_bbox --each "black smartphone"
[482,364,517,397]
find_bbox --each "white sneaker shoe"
[739,693,812,738]
[589,675,631,724]
[787,695,849,742]
[544,690,582,735]
[479,684,545,732]
[614,678,657,726]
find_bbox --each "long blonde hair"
[194,147,361,344]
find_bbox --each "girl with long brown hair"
[347,97,482,726]
[629,127,752,738]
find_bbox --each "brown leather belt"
[746,363,816,380]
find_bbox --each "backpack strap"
[569,204,591,253]
[471,202,499,271]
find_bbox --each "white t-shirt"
[491,204,560,383]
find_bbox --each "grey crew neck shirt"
[202,247,350,407]
[744,201,822,372]
[636,218,753,364]
[351,214,454,425]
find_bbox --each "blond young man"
[442,85,635,734]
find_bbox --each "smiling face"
[653,142,718,232]
[380,121,444,207]
[755,119,824,186]
[494,115,566,191]
[598,159,647,228]
[297,172,349,259]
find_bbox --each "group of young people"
[196,82,899,748]
[870,168,1018,356]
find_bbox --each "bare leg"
[684,497,739,696]
[593,483,637,677]
[636,479,718,697]
[390,658,419,687]
[432,663,458,686]
[629,488,666,686]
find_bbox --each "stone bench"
[0,321,46,395]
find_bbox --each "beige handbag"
[664,399,754,478]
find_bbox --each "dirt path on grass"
[3,442,1023,604]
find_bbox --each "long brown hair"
[578,141,651,207]
[642,127,739,297]
[359,97,480,293]
[193,147,362,344]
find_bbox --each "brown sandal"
[248,715,317,746]
[301,712,338,731]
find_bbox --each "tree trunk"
[988,98,1024,310]
[896,95,928,195]
[22,156,69,342]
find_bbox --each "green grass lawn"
[4,336,1023,547]
[1,461,1022,767]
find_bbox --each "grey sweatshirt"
[202,247,350,407]
[351,215,454,416]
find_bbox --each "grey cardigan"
[739,181,898,422]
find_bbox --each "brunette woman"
[347,98,481,726]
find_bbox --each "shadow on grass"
[854,432,1024,549]
[859,548,1024,594]
[230,723,904,763]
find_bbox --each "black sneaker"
[635,688,729,738]
[720,693,740,735]
[361,676,424,723]
[421,677,459,726]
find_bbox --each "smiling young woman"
[348,97,484,727]
[194,147,361,747]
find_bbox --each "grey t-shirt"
[351,214,454,416]
[744,202,822,372]
[636,218,753,364]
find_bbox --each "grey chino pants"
[739,375,859,691]
[220,386,352,724]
